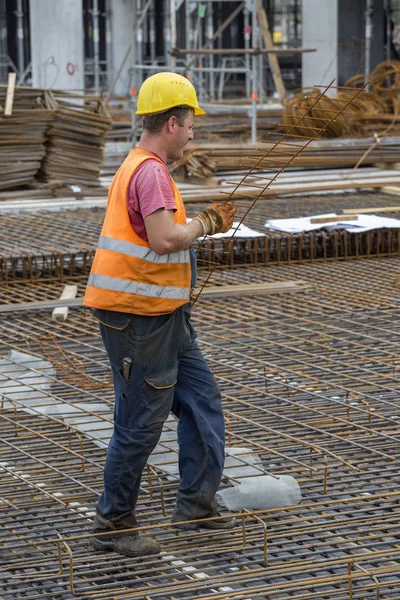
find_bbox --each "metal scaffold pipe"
[163,0,171,65]
[170,0,177,69]
[15,0,24,77]
[244,6,251,98]
[149,1,156,64]
[0,0,7,83]
[206,4,215,100]
[105,0,112,88]
[251,0,258,144]
[386,0,392,61]
[91,0,101,90]
[365,0,373,89]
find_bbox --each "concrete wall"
[302,0,385,89]
[30,0,84,90]
[109,0,134,96]
[302,0,338,90]
[338,0,384,84]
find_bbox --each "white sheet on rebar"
[266,213,400,233]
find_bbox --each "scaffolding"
[128,0,281,102]
[0,0,7,83]
[126,0,310,143]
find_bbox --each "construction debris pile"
[1,85,112,192]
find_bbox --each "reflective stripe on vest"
[83,148,192,315]
[88,273,190,301]
[97,235,190,264]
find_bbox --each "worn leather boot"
[90,511,160,556]
[171,511,236,531]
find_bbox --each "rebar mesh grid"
[2,190,400,282]
[1,257,400,599]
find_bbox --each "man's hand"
[194,201,237,236]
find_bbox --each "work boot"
[171,511,237,531]
[89,511,160,557]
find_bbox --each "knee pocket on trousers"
[139,366,178,428]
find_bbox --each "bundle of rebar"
[0,86,54,190]
[282,60,400,138]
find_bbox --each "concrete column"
[109,0,134,96]
[338,0,384,85]
[302,0,385,89]
[302,0,338,90]
[30,0,84,90]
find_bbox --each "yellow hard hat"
[136,72,206,115]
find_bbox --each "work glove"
[194,201,237,236]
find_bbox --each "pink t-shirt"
[127,152,176,241]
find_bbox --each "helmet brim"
[136,104,206,116]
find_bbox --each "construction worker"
[84,72,237,557]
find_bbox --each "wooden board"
[0,85,55,189]
[343,205,400,214]
[380,186,400,197]
[310,215,358,224]
[4,73,16,116]
[0,281,312,313]
[199,281,312,296]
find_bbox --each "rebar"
[1,256,400,598]
[193,80,369,302]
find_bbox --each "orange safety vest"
[84,148,191,316]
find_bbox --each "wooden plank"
[0,281,312,314]
[380,186,400,197]
[172,47,316,55]
[4,73,17,116]
[199,281,312,297]
[310,215,358,224]
[180,175,400,202]
[256,0,286,103]
[52,284,78,322]
[0,297,84,313]
[343,205,400,214]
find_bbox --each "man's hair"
[143,106,193,134]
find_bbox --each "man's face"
[168,113,194,162]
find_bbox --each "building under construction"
[2,1,400,599]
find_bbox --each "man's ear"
[167,115,177,132]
